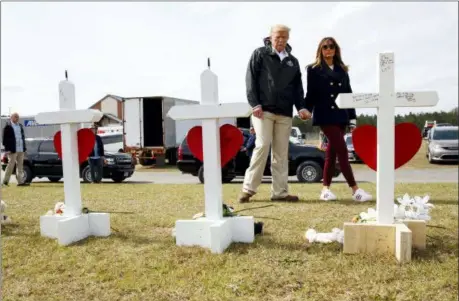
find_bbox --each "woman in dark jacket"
[303,37,372,202]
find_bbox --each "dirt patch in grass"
[2,182,458,301]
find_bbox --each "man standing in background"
[241,126,257,158]
[2,112,29,186]
[88,123,105,183]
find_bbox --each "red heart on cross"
[186,124,244,166]
[352,123,422,171]
[53,128,96,164]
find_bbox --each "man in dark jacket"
[241,127,257,158]
[2,112,29,186]
[88,124,105,183]
[239,24,309,203]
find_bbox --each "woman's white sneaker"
[352,188,372,202]
[320,189,337,201]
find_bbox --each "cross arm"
[336,91,439,109]
[36,109,103,125]
[167,103,252,121]
[394,91,439,107]
[335,93,379,108]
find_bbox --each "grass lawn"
[2,182,458,301]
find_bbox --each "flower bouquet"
[306,194,434,245]
[45,202,66,216]
[351,194,434,224]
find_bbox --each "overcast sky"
[1,2,458,117]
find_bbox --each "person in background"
[302,37,372,202]
[241,126,257,158]
[2,112,29,186]
[88,124,105,183]
[238,24,309,203]
[319,130,329,150]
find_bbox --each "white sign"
[336,53,439,224]
[167,64,255,253]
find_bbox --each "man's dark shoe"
[2,182,8,187]
[271,195,299,202]
[238,192,254,203]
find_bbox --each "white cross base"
[35,78,111,246]
[336,52,438,263]
[167,67,255,253]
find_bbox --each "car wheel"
[198,166,204,184]
[198,166,234,184]
[111,175,126,183]
[22,165,34,183]
[48,177,61,183]
[82,165,92,183]
[428,151,435,164]
[296,161,323,183]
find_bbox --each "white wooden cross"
[36,71,111,245]
[167,61,255,253]
[336,53,439,224]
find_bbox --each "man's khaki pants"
[3,152,25,184]
[242,112,292,198]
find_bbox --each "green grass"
[2,182,458,301]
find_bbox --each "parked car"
[177,128,341,183]
[435,123,453,127]
[1,136,135,183]
[426,126,458,163]
[344,133,361,163]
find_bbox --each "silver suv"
[426,126,458,163]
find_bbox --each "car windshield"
[432,129,458,140]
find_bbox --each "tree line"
[293,107,458,135]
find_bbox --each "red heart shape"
[54,128,96,164]
[352,123,422,171]
[187,124,244,166]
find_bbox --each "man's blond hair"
[270,24,291,34]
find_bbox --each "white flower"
[396,194,413,213]
[305,228,344,244]
[359,208,377,223]
[393,194,434,221]
[394,204,406,219]
[414,195,434,209]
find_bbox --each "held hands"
[298,109,312,120]
[252,106,311,120]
